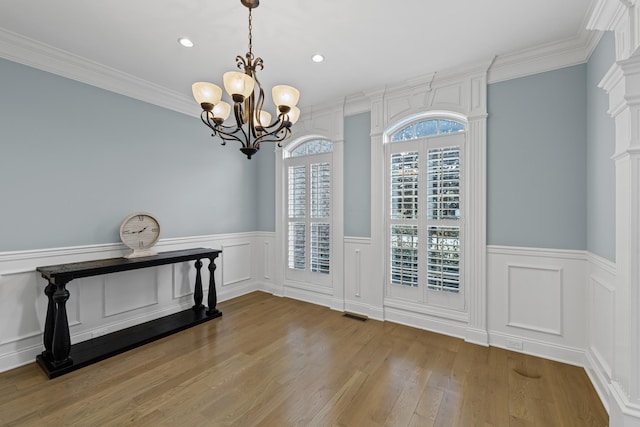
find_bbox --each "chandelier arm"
[232,102,251,148]
[200,112,225,143]
[236,55,248,70]
[253,122,292,148]
[260,114,290,130]
[216,131,245,146]
[214,126,249,146]
[248,92,258,140]
[200,111,249,147]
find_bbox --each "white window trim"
[368,68,488,345]
[384,117,467,312]
[275,112,345,311]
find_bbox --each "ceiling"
[0,0,597,115]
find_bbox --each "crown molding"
[587,0,627,31]
[488,29,602,84]
[1,23,603,115]
[0,27,198,117]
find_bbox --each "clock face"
[119,213,160,251]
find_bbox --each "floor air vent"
[343,312,368,321]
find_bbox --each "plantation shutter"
[285,140,333,284]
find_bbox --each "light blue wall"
[344,112,372,238]
[487,64,587,250]
[255,145,276,232]
[586,32,616,262]
[0,58,258,252]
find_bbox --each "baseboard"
[584,349,611,414]
[489,330,585,367]
[609,381,640,426]
[282,285,335,309]
[344,300,384,321]
[384,306,468,340]
[465,327,490,347]
[0,340,43,374]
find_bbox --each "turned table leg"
[192,259,205,310]
[206,256,221,317]
[51,279,72,368]
[42,279,57,358]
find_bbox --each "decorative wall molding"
[587,265,615,409]
[588,0,627,32]
[1,21,599,122]
[487,245,588,367]
[0,28,197,117]
[506,264,563,335]
[104,270,160,317]
[220,242,252,286]
[0,231,263,373]
[344,29,600,116]
[594,3,640,416]
[488,245,588,260]
[488,29,601,84]
[0,232,622,420]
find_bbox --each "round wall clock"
[119,212,161,258]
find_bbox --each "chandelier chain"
[248,8,253,56]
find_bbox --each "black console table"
[36,247,222,379]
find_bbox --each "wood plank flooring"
[0,292,608,426]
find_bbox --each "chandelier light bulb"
[213,101,232,121]
[287,106,301,125]
[192,82,222,108]
[255,110,272,128]
[272,85,300,110]
[223,71,255,101]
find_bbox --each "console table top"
[36,247,222,282]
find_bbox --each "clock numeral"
[151,228,158,232]
[138,215,144,221]
[139,241,144,248]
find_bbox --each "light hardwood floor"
[0,292,608,426]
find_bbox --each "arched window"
[385,115,466,311]
[284,138,334,286]
[288,139,334,157]
[390,118,465,142]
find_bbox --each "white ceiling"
[0,0,596,113]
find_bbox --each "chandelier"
[192,0,301,159]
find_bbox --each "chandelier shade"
[192,0,300,159]
[212,101,231,121]
[288,106,301,125]
[223,71,255,101]
[192,82,222,107]
[272,85,300,111]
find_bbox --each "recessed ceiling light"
[311,54,325,63]
[178,37,194,48]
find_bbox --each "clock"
[119,212,161,258]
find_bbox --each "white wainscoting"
[585,251,616,413]
[0,232,269,373]
[343,237,384,320]
[487,245,587,365]
[487,245,618,415]
[0,234,617,416]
